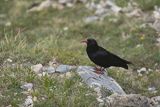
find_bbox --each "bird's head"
[81,38,98,47]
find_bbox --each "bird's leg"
[98,67,106,78]
[94,66,104,74]
[100,67,105,71]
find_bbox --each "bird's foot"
[94,67,104,74]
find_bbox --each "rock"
[149,6,160,32]
[148,86,157,94]
[105,0,122,14]
[65,72,72,78]
[5,21,12,27]
[151,96,160,106]
[24,96,33,107]
[43,66,56,74]
[123,1,143,18]
[153,6,160,20]
[33,96,37,102]
[85,0,122,23]
[104,94,154,107]
[31,64,43,74]
[157,38,160,43]
[6,105,12,107]
[5,58,13,63]
[58,0,86,6]
[126,8,142,17]
[137,67,147,76]
[84,16,99,23]
[156,37,160,47]
[58,0,71,4]
[48,57,58,67]
[76,66,126,95]
[27,0,52,12]
[63,27,69,31]
[21,83,33,91]
[56,64,76,73]
[152,20,160,32]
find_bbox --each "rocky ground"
[0,0,160,107]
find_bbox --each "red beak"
[81,39,87,44]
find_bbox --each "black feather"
[86,38,132,69]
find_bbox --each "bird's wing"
[98,47,130,65]
[90,47,110,66]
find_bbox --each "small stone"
[5,21,11,26]
[6,105,12,107]
[49,58,58,66]
[91,82,101,88]
[33,96,37,102]
[37,73,42,77]
[21,91,30,95]
[42,72,47,76]
[157,37,160,43]
[148,68,153,72]
[97,97,104,103]
[44,66,56,74]
[66,3,73,7]
[137,67,147,75]
[153,6,160,20]
[63,27,68,31]
[27,0,52,12]
[6,58,12,62]
[59,74,65,78]
[21,83,33,91]
[42,97,46,100]
[31,64,43,74]
[14,92,17,96]
[56,65,75,73]
[151,96,160,105]
[136,44,143,48]
[65,72,72,78]
[79,82,83,86]
[148,86,157,94]
[84,16,99,23]
[24,96,33,107]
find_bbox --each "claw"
[94,67,104,74]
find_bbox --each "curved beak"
[81,39,87,44]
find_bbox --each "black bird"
[81,38,132,73]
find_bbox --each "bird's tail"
[121,64,129,69]
[123,59,133,65]
[121,60,133,69]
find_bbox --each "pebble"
[24,96,33,107]
[21,83,33,91]
[31,64,43,74]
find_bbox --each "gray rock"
[85,0,122,23]
[31,64,43,74]
[21,83,33,90]
[56,64,76,73]
[148,86,157,94]
[151,96,160,106]
[43,66,56,74]
[27,0,52,12]
[24,96,33,107]
[76,66,126,95]
[137,67,148,76]
[104,94,153,107]
[84,16,99,23]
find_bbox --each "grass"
[0,0,160,106]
